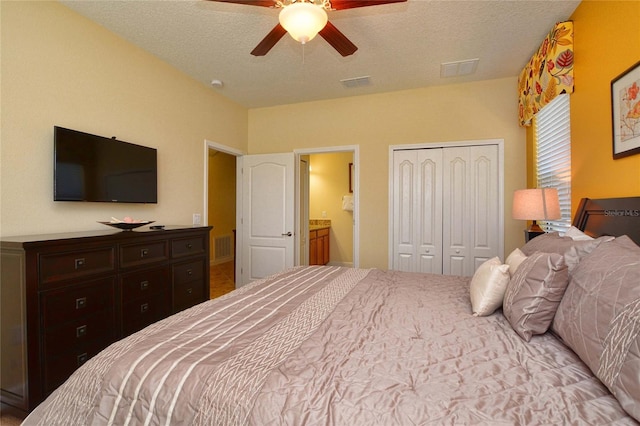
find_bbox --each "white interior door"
[298,156,310,266]
[442,145,499,276]
[240,153,295,284]
[393,149,443,273]
[391,142,501,277]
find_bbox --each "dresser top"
[1,226,212,248]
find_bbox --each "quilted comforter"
[24,266,637,425]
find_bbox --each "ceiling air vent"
[340,76,371,89]
[440,58,479,78]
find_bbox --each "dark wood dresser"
[0,226,212,412]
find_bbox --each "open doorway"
[204,140,243,298]
[296,146,359,269]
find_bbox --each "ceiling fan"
[209,0,407,57]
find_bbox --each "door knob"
[282,232,292,237]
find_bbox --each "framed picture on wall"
[611,60,640,159]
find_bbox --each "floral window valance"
[518,21,574,127]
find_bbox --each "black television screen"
[54,126,157,203]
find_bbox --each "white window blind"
[535,94,571,233]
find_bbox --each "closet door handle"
[282,232,292,237]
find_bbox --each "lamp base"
[524,229,545,242]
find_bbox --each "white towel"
[342,195,353,211]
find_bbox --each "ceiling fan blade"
[207,0,276,7]
[319,21,357,56]
[251,24,288,56]
[329,0,407,10]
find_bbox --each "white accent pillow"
[562,226,594,241]
[505,248,527,277]
[469,257,510,317]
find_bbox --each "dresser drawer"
[173,260,204,285]
[121,267,170,300]
[171,236,206,258]
[173,280,205,312]
[120,240,168,269]
[122,292,171,336]
[41,278,115,326]
[39,247,115,285]
[43,338,113,395]
[43,309,116,356]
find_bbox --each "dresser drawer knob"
[76,325,87,338]
[74,258,85,269]
[186,243,193,249]
[77,353,88,366]
[140,303,149,313]
[186,287,193,295]
[75,297,87,310]
[140,280,149,291]
[140,248,149,258]
[187,269,193,277]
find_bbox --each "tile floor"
[210,260,235,299]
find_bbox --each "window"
[535,94,571,232]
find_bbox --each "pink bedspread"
[24,266,637,425]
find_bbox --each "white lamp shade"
[512,188,561,220]
[279,2,328,44]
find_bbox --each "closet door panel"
[393,151,417,271]
[417,149,443,274]
[391,143,499,276]
[443,147,471,275]
[471,145,499,270]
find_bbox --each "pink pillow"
[503,252,569,341]
[552,236,640,421]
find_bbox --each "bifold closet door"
[392,149,443,274]
[392,145,499,276]
[442,145,499,276]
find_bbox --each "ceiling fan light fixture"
[278,2,328,44]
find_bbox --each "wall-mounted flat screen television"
[54,126,158,203]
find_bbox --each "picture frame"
[348,162,354,193]
[611,60,640,159]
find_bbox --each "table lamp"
[512,188,561,241]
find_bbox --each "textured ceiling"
[60,0,581,108]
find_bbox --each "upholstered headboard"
[573,197,640,245]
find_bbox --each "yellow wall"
[0,2,247,237]
[527,1,640,212]
[249,78,526,269]
[208,151,237,263]
[309,153,354,265]
[570,1,640,207]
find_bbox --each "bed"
[24,197,640,425]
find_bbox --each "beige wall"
[249,78,526,269]
[2,2,528,270]
[0,2,247,237]
[309,153,354,265]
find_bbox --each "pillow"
[521,232,611,272]
[505,248,527,277]
[469,257,510,317]
[502,252,569,341]
[552,236,640,421]
[562,226,594,241]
